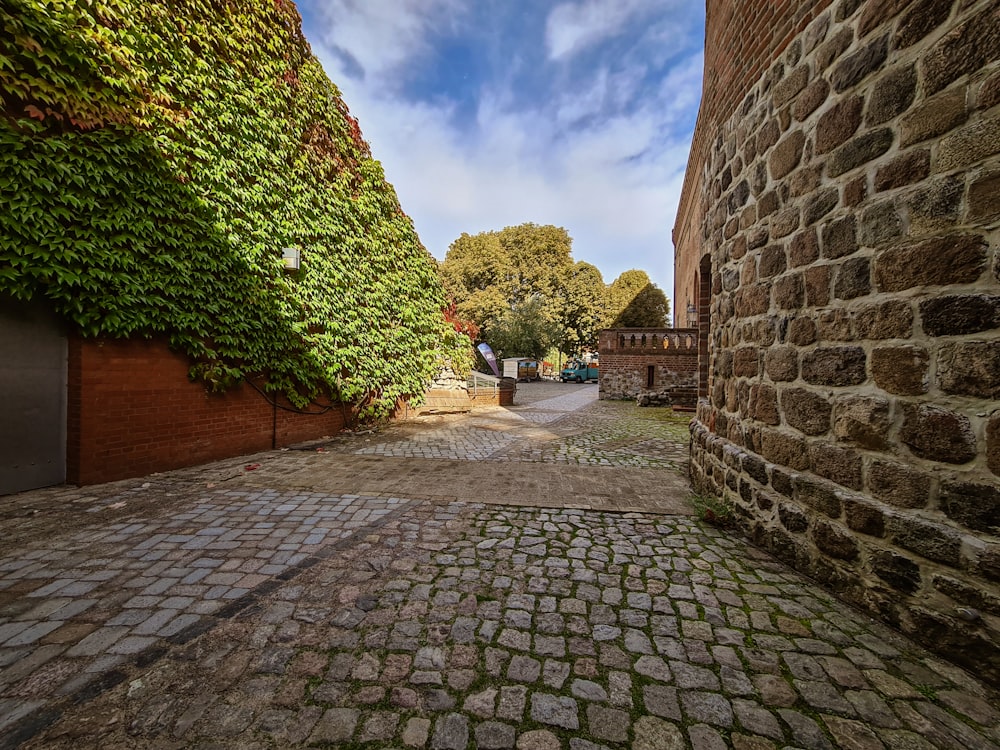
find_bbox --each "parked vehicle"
[502,358,540,381]
[560,361,599,383]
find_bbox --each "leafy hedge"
[0,0,469,418]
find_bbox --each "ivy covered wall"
[0,0,468,419]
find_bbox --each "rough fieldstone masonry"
[597,328,699,407]
[673,0,1000,684]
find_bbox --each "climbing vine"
[0,0,471,419]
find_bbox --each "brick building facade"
[597,328,699,408]
[673,0,1000,682]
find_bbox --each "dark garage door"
[0,295,67,495]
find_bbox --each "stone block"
[938,116,1000,171]
[733,347,760,378]
[905,175,964,233]
[871,550,921,594]
[874,149,930,191]
[853,299,912,339]
[822,215,857,259]
[765,347,798,382]
[789,229,819,267]
[812,520,860,560]
[772,208,801,239]
[938,341,1000,399]
[759,245,787,278]
[968,171,1000,222]
[794,78,830,121]
[832,35,889,92]
[981,70,1000,110]
[735,284,770,317]
[844,176,867,207]
[874,234,987,292]
[900,404,977,465]
[833,394,891,450]
[816,27,853,71]
[793,475,842,518]
[748,226,769,250]
[816,309,852,340]
[761,429,810,470]
[803,188,840,225]
[866,64,917,125]
[835,257,870,300]
[816,97,863,154]
[770,130,806,180]
[757,119,781,154]
[922,5,1000,96]
[868,460,932,508]
[750,384,780,426]
[741,255,757,285]
[788,165,822,198]
[859,201,903,248]
[779,503,809,532]
[940,480,1000,534]
[781,388,832,436]
[857,0,908,37]
[989,412,1000,477]
[982,546,1000,583]
[774,65,810,108]
[804,266,831,306]
[920,294,1000,336]
[827,129,894,178]
[894,0,952,49]
[871,345,928,395]
[772,466,794,497]
[809,443,863,490]
[774,273,804,310]
[731,234,748,260]
[843,496,886,537]
[888,516,962,566]
[801,347,866,387]
[786,316,816,345]
[742,451,769,485]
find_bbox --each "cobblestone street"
[1,383,998,748]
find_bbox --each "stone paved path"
[1,383,999,748]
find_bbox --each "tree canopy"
[439,226,671,361]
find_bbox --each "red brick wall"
[67,337,348,485]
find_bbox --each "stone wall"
[674,0,1000,684]
[598,328,698,407]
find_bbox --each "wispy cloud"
[545,0,654,60]
[299,0,704,307]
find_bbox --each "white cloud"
[303,0,704,309]
[309,0,465,82]
[545,0,653,60]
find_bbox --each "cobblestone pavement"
[1,384,999,748]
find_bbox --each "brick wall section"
[598,328,698,401]
[67,337,348,485]
[674,0,1000,684]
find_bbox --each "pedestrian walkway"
[1,383,998,748]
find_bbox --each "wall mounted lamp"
[282,247,300,271]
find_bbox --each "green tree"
[439,223,573,350]
[611,281,671,327]
[489,296,563,360]
[605,269,653,327]
[559,261,607,354]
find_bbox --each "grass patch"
[690,493,735,529]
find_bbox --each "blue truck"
[560,361,599,383]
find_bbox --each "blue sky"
[297,0,706,308]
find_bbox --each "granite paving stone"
[1,384,999,749]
